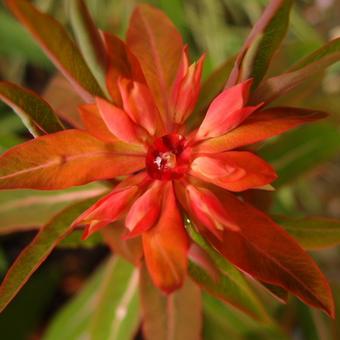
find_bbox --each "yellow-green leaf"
[275,216,340,250]
[68,0,109,97]
[227,0,293,89]
[0,81,64,137]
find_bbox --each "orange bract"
[0,1,334,318]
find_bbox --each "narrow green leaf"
[68,0,109,97]
[252,38,340,103]
[290,37,340,70]
[140,265,202,340]
[0,183,107,235]
[227,0,293,89]
[203,294,288,340]
[0,11,51,68]
[43,260,107,340]
[185,220,270,323]
[274,216,340,250]
[6,0,104,101]
[58,229,103,249]
[0,265,60,340]
[0,198,97,312]
[90,257,140,340]
[259,123,340,187]
[0,81,64,137]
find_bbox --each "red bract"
[0,0,335,318]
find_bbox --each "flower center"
[146,133,188,180]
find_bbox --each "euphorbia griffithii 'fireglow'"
[0,1,335,318]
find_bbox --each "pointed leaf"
[275,216,340,250]
[0,130,145,190]
[127,4,183,123]
[193,107,326,154]
[202,294,286,339]
[90,257,140,340]
[139,265,202,340]
[190,151,277,192]
[0,198,97,312]
[0,183,107,234]
[227,0,293,89]
[104,33,145,106]
[6,0,104,101]
[43,260,107,340]
[142,183,189,293]
[259,123,340,187]
[198,190,335,317]
[0,81,64,137]
[68,0,109,97]
[252,38,340,104]
[187,56,236,131]
[186,220,271,323]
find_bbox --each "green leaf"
[0,265,60,340]
[0,198,97,312]
[68,0,109,97]
[58,229,103,249]
[43,260,107,340]
[0,81,64,137]
[259,123,340,187]
[139,265,202,340]
[252,38,340,104]
[0,10,51,68]
[6,0,104,101]
[203,294,288,340]
[185,220,270,323]
[44,256,140,340]
[0,183,107,235]
[274,216,340,250]
[226,0,293,89]
[89,257,140,340]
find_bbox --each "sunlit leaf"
[127,4,183,120]
[194,107,325,154]
[0,130,145,190]
[227,0,293,89]
[6,0,104,101]
[89,257,140,340]
[252,38,340,104]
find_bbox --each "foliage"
[0,0,339,339]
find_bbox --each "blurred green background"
[0,0,339,339]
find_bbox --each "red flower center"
[146,133,189,180]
